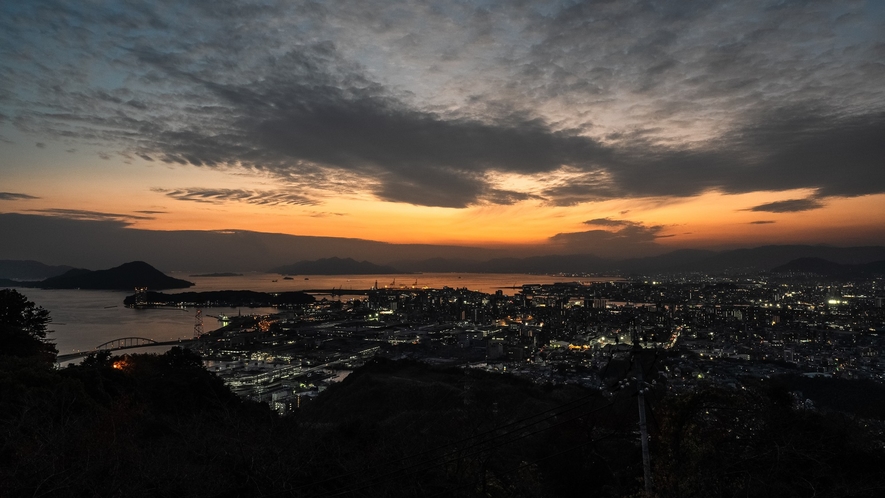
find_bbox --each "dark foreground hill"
[37,261,193,290]
[3,288,884,497]
[5,350,885,497]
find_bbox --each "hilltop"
[37,261,193,290]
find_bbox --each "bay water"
[9,272,618,357]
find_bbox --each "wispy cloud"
[0,192,39,201]
[745,198,825,213]
[154,188,317,206]
[309,212,346,218]
[584,218,633,228]
[749,220,776,225]
[27,208,155,223]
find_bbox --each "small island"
[188,272,244,277]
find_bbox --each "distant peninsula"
[188,272,243,277]
[37,261,194,290]
[124,289,314,307]
[271,257,401,275]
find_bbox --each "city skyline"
[2,0,885,260]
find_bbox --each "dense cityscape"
[5,265,885,497]
[4,0,885,494]
[174,274,885,416]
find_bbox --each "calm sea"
[9,273,618,358]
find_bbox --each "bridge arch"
[95,337,159,350]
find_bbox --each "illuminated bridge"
[57,337,195,363]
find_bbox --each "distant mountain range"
[0,260,73,281]
[0,212,501,272]
[272,245,885,276]
[271,257,400,275]
[392,245,885,275]
[4,245,885,287]
[5,213,885,275]
[0,261,193,291]
[392,254,612,274]
[770,257,885,278]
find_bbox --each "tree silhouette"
[653,380,885,497]
[0,289,56,361]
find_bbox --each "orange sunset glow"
[1,0,884,271]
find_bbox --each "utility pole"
[632,324,653,495]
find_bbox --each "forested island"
[123,289,315,307]
[0,261,193,290]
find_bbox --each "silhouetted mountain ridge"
[38,261,193,290]
[771,257,885,277]
[5,245,885,281]
[271,257,401,275]
[0,260,74,280]
[390,245,885,274]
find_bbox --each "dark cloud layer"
[746,198,825,213]
[2,0,884,208]
[550,219,669,258]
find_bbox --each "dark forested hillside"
[3,289,885,497]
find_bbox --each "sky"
[1,0,884,261]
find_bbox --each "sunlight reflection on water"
[11,272,620,358]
